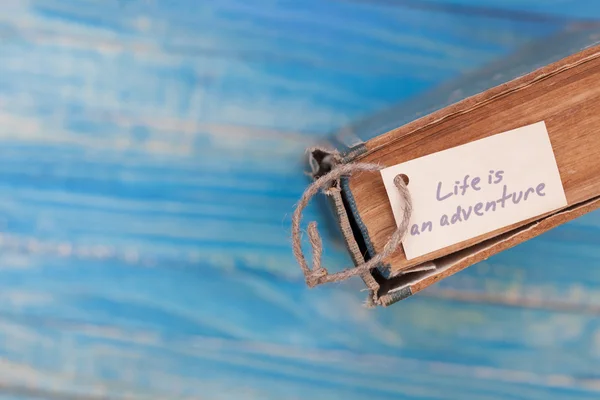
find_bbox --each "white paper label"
[380,121,567,260]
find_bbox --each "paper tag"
[380,121,567,260]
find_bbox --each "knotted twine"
[292,158,412,288]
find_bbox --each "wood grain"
[349,44,600,273]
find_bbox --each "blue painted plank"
[1,253,600,399]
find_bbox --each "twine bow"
[292,160,412,287]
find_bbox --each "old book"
[300,28,600,307]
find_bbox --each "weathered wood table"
[0,1,599,399]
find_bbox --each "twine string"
[292,162,412,287]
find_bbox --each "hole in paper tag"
[398,174,410,185]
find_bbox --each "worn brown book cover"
[300,29,600,307]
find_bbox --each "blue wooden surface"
[1,1,600,399]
